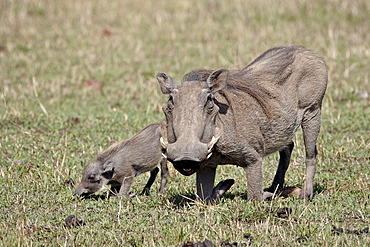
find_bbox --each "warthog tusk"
[206,152,213,160]
[161,152,167,159]
[160,137,168,159]
[207,127,222,158]
[207,135,218,153]
[160,137,168,149]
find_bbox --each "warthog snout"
[74,187,95,197]
[166,140,208,176]
[162,130,221,176]
[172,160,200,176]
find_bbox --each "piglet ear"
[207,69,228,93]
[102,160,113,171]
[102,161,114,179]
[157,72,175,94]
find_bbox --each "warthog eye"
[205,94,214,113]
[88,174,100,183]
[165,95,174,112]
[168,95,174,103]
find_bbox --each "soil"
[182,233,253,247]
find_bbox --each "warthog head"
[157,69,227,176]
[74,160,115,196]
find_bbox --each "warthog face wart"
[157,70,226,175]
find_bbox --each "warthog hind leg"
[159,158,169,194]
[140,167,160,196]
[266,141,294,193]
[300,109,321,200]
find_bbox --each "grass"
[1,0,369,246]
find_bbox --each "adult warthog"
[157,46,327,202]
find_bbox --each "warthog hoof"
[211,179,235,201]
[263,186,302,200]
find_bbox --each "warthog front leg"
[266,141,294,193]
[196,165,217,201]
[244,158,263,201]
[119,176,135,197]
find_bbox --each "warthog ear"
[207,69,229,93]
[102,161,115,179]
[157,72,175,94]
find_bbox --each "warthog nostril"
[74,190,91,198]
[173,155,201,163]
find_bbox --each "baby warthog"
[157,46,328,202]
[74,122,169,198]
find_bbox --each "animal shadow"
[167,192,197,208]
[313,182,326,195]
[167,191,237,208]
[80,194,109,201]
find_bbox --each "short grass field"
[1,0,369,246]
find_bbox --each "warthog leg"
[159,158,169,194]
[244,157,263,201]
[119,176,135,197]
[301,108,321,200]
[210,179,235,201]
[266,141,294,193]
[196,165,217,201]
[140,167,160,196]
